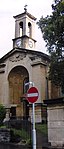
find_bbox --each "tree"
[37,0,64,92]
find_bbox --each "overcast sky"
[0,0,53,58]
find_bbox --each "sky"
[0,0,53,58]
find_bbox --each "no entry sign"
[26,87,39,103]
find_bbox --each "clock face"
[29,40,33,48]
[16,39,21,47]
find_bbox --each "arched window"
[19,22,23,36]
[28,22,31,37]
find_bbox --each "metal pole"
[30,82,36,149]
[25,82,36,149]
[32,103,36,149]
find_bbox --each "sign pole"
[29,82,36,149]
[30,82,36,149]
[25,82,39,149]
[32,102,36,149]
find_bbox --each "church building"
[0,7,59,122]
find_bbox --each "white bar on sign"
[27,93,38,97]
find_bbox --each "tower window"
[19,22,23,37]
[28,22,32,37]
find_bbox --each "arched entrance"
[8,66,29,118]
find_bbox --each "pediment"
[9,52,26,62]
[0,48,27,63]
[0,48,50,64]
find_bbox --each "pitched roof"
[0,48,50,63]
[13,11,37,21]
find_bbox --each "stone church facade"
[0,8,60,122]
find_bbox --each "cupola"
[13,6,37,50]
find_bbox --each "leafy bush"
[10,128,31,145]
[11,128,30,140]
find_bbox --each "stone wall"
[47,105,64,147]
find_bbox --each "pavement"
[36,129,48,149]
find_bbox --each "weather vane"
[24,5,28,12]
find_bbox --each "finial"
[24,5,28,12]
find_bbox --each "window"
[28,22,31,37]
[19,22,23,37]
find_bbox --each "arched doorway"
[8,66,29,118]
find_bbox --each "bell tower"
[13,6,37,50]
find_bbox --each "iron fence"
[4,105,48,149]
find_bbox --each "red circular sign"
[26,87,39,103]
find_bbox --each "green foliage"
[10,128,31,145]
[36,124,47,135]
[37,0,64,92]
[49,52,64,86]
[0,104,6,125]
[11,128,30,140]
[37,0,64,53]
